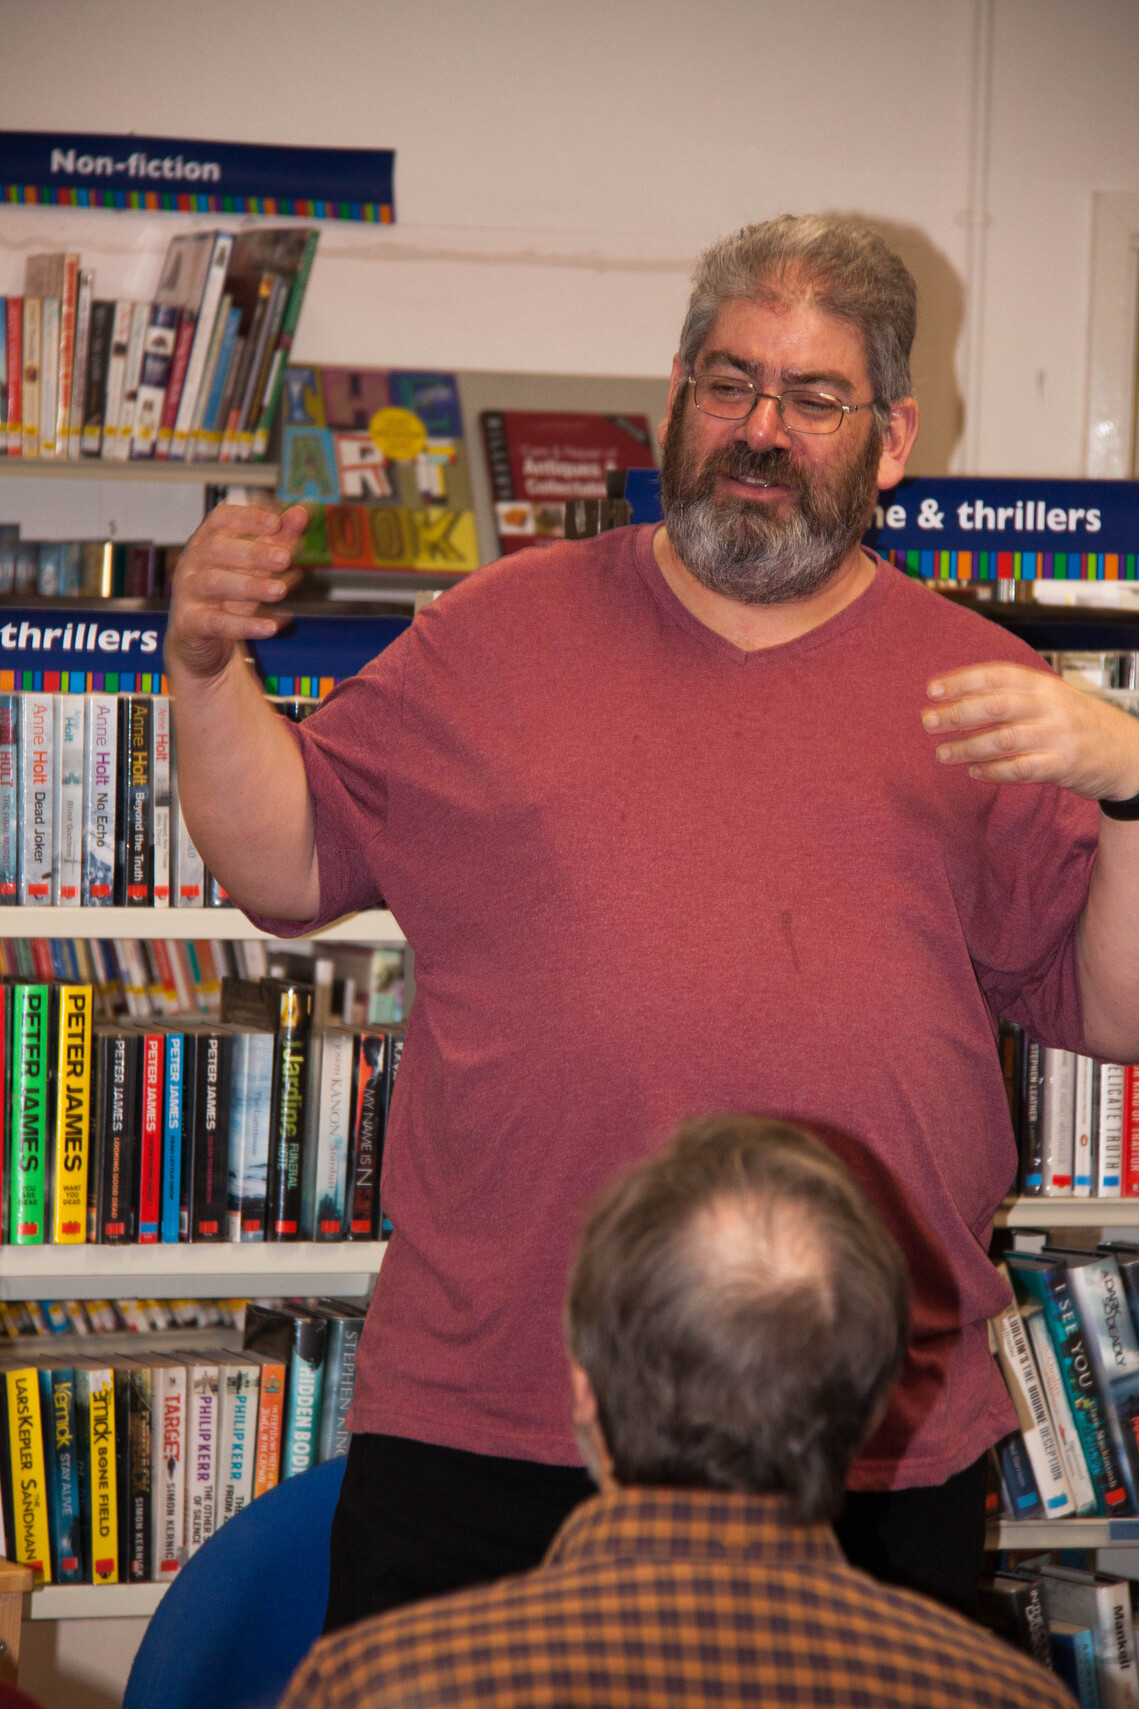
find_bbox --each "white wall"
[0,1,1138,1699]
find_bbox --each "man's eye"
[786,392,835,415]
[706,381,752,400]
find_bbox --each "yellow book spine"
[52,985,92,1243]
[6,1369,51,1584]
[87,1369,118,1584]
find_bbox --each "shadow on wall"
[853,215,965,476]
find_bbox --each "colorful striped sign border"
[0,671,339,696]
[887,549,1139,582]
[2,183,393,222]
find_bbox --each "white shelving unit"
[0,1235,386,1302]
[987,1516,1139,1551]
[0,460,279,489]
[28,1583,169,1620]
[0,904,405,944]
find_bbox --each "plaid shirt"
[281,1487,1073,1708]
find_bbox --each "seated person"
[281,1115,1072,1708]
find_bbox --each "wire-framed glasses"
[688,374,877,436]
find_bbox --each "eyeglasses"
[687,374,877,436]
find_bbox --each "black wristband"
[1100,792,1139,820]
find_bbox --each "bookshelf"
[0,460,280,489]
[0,1235,386,1301]
[996,1197,1139,1228]
[987,1516,1139,1551]
[0,904,404,942]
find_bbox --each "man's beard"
[658,395,883,606]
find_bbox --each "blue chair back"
[124,1457,346,1709]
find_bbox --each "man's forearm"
[169,648,321,922]
[1078,816,1139,1062]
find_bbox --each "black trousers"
[323,1432,990,1633]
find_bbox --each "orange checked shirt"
[280,1487,1073,1708]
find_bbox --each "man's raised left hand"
[922,662,1139,803]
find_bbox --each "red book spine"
[4,299,21,455]
[0,985,7,1244]
[1124,1067,1139,1196]
[138,1033,163,1241]
[154,313,193,459]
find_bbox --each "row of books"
[0,1298,361,1587]
[0,534,180,601]
[0,975,400,1246]
[0,1298,244,1339]
[0,936,269,1021]
[0,688,241,909]
[988,1242,1139,1523]
[1002,1024,1138,1197]
[980,1560,1133,1708]
[0,229,318,465]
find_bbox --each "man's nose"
[738,395,793,452]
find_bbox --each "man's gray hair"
[566,1115,909,1523]
[678,215,918,425]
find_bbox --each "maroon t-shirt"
[252,526,1099,1488]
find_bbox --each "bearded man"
[166,215,1139,1629]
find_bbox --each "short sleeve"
[241,629,411,938]
[953,779,1099,1050]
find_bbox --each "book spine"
[38,297,60,458]
[1126,1069,1139,1198]
[1099,1063,1126,1196]
[46,1369,82,1582]
[251,1358,285,1499]
[96,1031,138,1243]
[53,694,84,904]
[130,303,180,459]
[151,1362,186,1580]
[111,302,148,462]
[235,275,289,460]
[68,270,92,458]
[0,693,18,899]
[282,1322,327,1479]
[1042,1047,1076,1195]
[160,1034,185,1245]
[347,1033,386,1238]
[266,986,314,1240]
[153,313,197,459]
[151,694,171,906]
[18,692,54,905]
[218,1364,258,1525]
[225,1034,251,1242]
[1039,1574,1139,1709]
[992,1278,1075,1515]
[191,1031,231,1241]
[20,296,40,459]
[170,234,234,460]
[252,230,320,459]
[100,300,133,460]
[126,1365,153,1581]
[1026,1304,1098,1514]
[10,984,48,1244]
[54,258,78,460]
[1066,1257,1139,1511]
[1019,1039,1044,1194]
[4,297,21,455]
[171,736,204,906]
[309,1032,352,1239]
[137,1032,163,1243]
[184,1363,219,1556]
[316,1315,361,1462]
[220,276,273,462]
[81,694,117,905]
[238,1031,273,1241]
[5,1368,52,1582]
[51,984,92,1243]
[80,300,112,455]
[124,695,152,905]
[86,1366,119,1583]
[997,1429,1042,1518]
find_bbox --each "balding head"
[566,1116,909,1523]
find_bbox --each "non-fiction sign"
[0,607,409,693]
[624,471,1139,582]
[0,132,395,222]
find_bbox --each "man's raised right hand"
[165,502,309,683]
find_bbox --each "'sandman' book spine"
[5,1367,52,1583]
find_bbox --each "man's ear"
[657,354,687,451]
[875,397,920,492]
[569,1359,600,1430]
[569,1359,617,1490]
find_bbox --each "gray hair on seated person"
[678,215,918,428]
[566,1115,909,1524]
